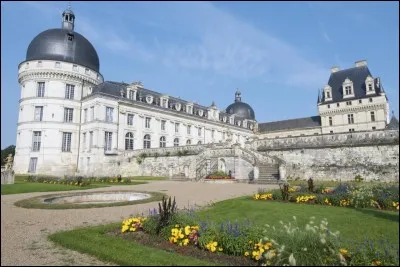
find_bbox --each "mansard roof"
[258,116,321,133]
[321,66,384,103]
[387,115,399,130]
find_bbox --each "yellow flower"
[339,248,349,256]
[183,238,189,246]
[121,225,129,233]
[244,251,250,257]
[184,226,191,235]
[249,240,253,244]
[372,260,382,266]
[175,224,180,228]
[218,247,223,252]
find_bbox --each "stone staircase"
[170,172,190,182]
[254,164,280,184]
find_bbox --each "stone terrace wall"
[252,130,399,182]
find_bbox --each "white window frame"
[34,106,43,121]
[143,134,151,149]
[329,117,333,126]
[104,131,112,151]
[28,157,38,173]
[64,108,73,122]
[145,117,151,128]
[84,108,88,123]
[160,136,166,148]
[187,125,191,135]
[32,131,41,152]
[83,132,86,150]
[127,114,134,126]
[90,106,95,121]
[62,132,72,152]
[125,132,134,150]
[175,123,179,133]
[161,120,166,131]
[370,111,376,122]
[105,107,114,122]
[37,82,45,97]
[65,84,75,99]
[89,131,93,150]
[174,138,179,147]
[198,127,201,136]
[347,114,354,124]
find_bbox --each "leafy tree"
[1,145,15,166]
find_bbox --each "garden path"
[1,181,278,266]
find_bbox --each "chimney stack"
[355,60,367,67]
[331,66,340,73]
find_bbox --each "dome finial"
[62,2,75,31]
[235,89,241,103]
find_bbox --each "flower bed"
[24,175,91,187]
[205,175,234,180]
[119,206,399,266]
[252,183,399,211]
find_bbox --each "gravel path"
[1,181,278,266]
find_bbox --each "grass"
[1,180,107,195]
[14,190,166,209]
[49,223,219,266]
[1,178,148,195]
[128,176,168,181]
[196,197,399,248]
[48,196,399,265]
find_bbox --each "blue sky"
[1,1,399,149]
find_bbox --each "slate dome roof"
[225,91,255,120]
[26,27,99,72]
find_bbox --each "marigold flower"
[244,251,250,257]
[372,260,382,266]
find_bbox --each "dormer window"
[365,76,375,95]
[198,109,204,117]
[230,117,234,124]
[342,78,354,98]
[175,102,181,111]
[323,85,332,101]
[72,64,78,72]
[37,61,42,67]
[186,104,193,114]
[127,89,136,100]
[85,68,90,75]
[145,95,154,104]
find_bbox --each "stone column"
[254,166,259,180]
[184,165,189,178]
[168,166,173,180]
[279,164,286,181]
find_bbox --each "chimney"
[355,60,367,67]
[331,66,340,73]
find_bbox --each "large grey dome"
[226,90,255,120]
[26,28,100,72]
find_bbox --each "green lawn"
[48,196,399,266]
[128,176,168,181]
[49,223,219,266]
[1,180,107,195]
[196,197,399,248]
[1,180,147,195]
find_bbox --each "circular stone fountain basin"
[43,192,151,204]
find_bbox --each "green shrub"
[156,196,177,234]
[136,158,143,165]
[165,151,170,156]
[154,152,159,159]
[307,178,314,192]
[177,151,184,157]
[142,216,159,236]
[354,175,364,182]
[210,170,227,176]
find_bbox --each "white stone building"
[13,8,397,179]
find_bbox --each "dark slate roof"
[26,28,100,72]
[387,116,399,130]
[226,102,255,120]
[321,66,383,104]
[258,116,321,132]
[89,81,249,125]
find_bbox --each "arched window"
[198,141,202,145]
[143,134,151,149]
[174,138,179,147]
[186,139,191,145]
[125,132,134,150]
[160,136,166,148]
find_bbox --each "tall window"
[161,120,166,131]
[127,114,134,125]
[82,132,86,150]
[104,132,112,151]
[62,132,72,152]
[212,130,215,139]
[143,134,151,149]
[34,106,43,121]
[106,107,114,122]
[345,86,352,95]
[65,84,75,99]
[32,131,41,151]
[370,111,376,122]
[198,127,201,136]
[64,108,73,122]
[175,123,179,133]
[28,157,38,173]
[326,91,330,98]
[174,138,179,147]
[84,109,88,122]
[90,106,95,121]
[145,117,151,128]
[346,101,352,106]
[187,125,191,135]
[186,139,191,145]
[369,98,373,103]
[160,136,166,148]
[37,82,45,97]
[162,99,167,108]
[329,117,333,126]
[125,132,134,150]
[128,90,134,100]
[89,131,93,150]
[347,114,354,124]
